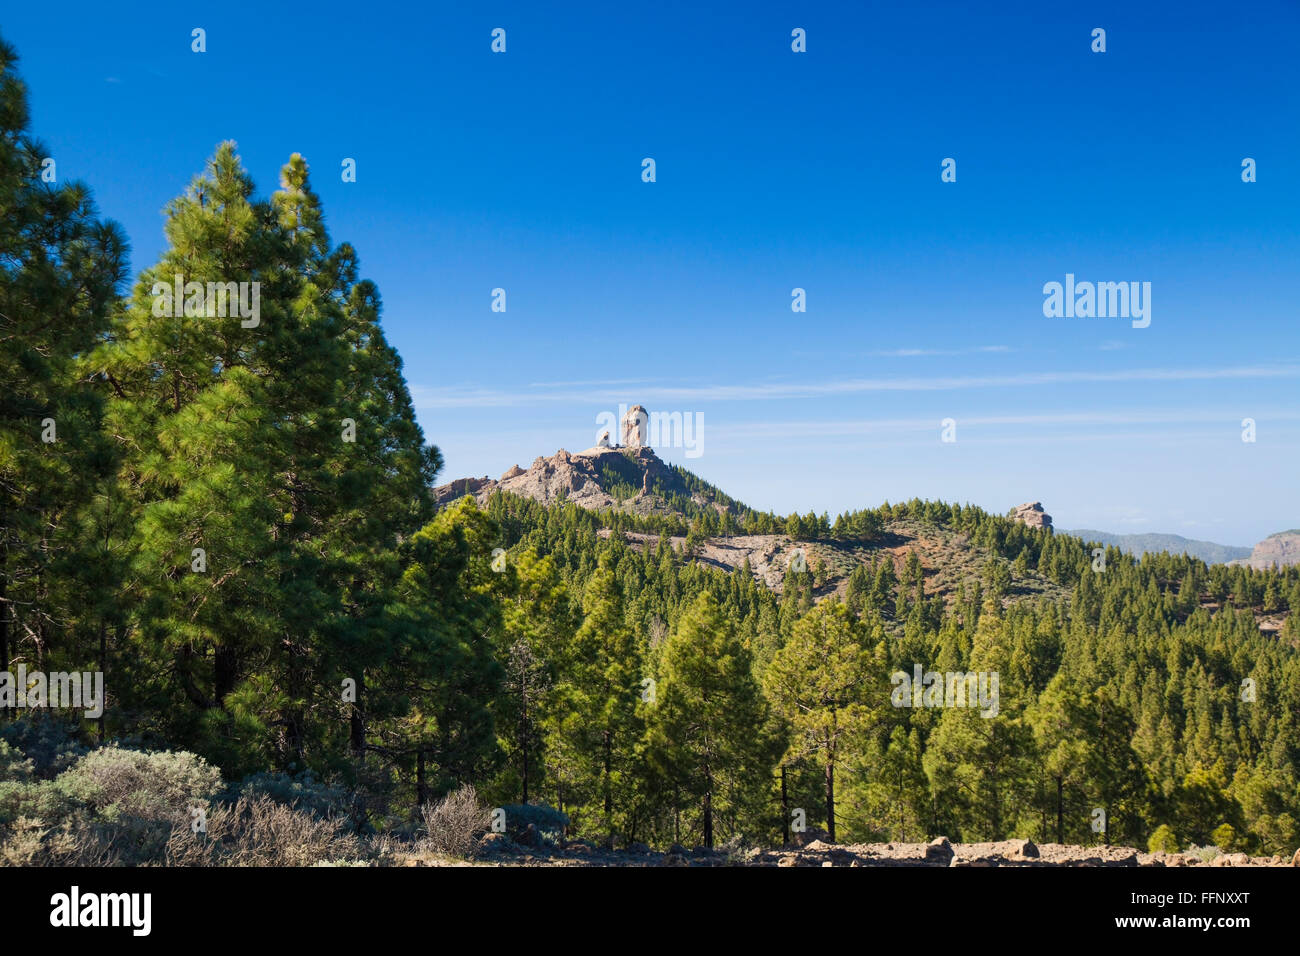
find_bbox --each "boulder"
[477,832,512,852]
[1009,838,1039,859]
[925,837,954,862]
[792,828,829,848]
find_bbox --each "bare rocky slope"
[436,445,683,515]
[1230,530,1300,570]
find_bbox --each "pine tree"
[496,550,577,804]
[647,591,773,848]
[386,497,505,807]
[1026,673,1093,843]
[764,600,881,842]
[550,558,643,840]
[0,35,127,695]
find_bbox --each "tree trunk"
[781,767,789,846]
[702,775,714,849]
[349,671,366,764]
[1055,777,1064,844]
[0,546,8,716]
[214,643,237,707]
[97,619,108,743]
[521,724,530,804]
[520,670,529,804]
[602,728,613,834]
[416,749,428,810]
[281,636,303,770]
[897,765,904,838]
[825,758,836,843]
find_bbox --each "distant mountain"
[1062,529,1252,564]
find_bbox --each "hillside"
[592,522,1068,609]
[437,444,1071,609]
[436,444,1297,637]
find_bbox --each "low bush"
[497,802,569,843]
[421,785,491,857]
[59,745,222,821]
[165,795,366,866]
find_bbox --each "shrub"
[0,742,37,795]
[496,802,569,844]
[59,746,222,821]
[0,716,88,778]
[1147,824,1179,853]
[421,785,491,857]
[0,807,158,866]
[165,795,364,867]
[0,816,81,866]
[1185,843,1222,863]
[0,740,33,783]
[229,770,353,819]
[0,778,82,827]
[721,832,758,865]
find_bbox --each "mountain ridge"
[435,443,1293,570]
[1061,529,1253,565]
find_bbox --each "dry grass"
[163,795,367,866]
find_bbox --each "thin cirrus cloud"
[790,345,1013,358]
[864,345,1013,357]
[710,408,1300,440]
[410,364,1300,410]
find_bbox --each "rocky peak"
[435,443,673,513]
[622,405,649,448]
[1011,502,1052,529]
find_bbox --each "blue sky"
[5,0,1298,544]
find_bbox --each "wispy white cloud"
[411,364,1300,410]
[865,345,1012,357]
[523,377,651,388]
[710,407,1300,440]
